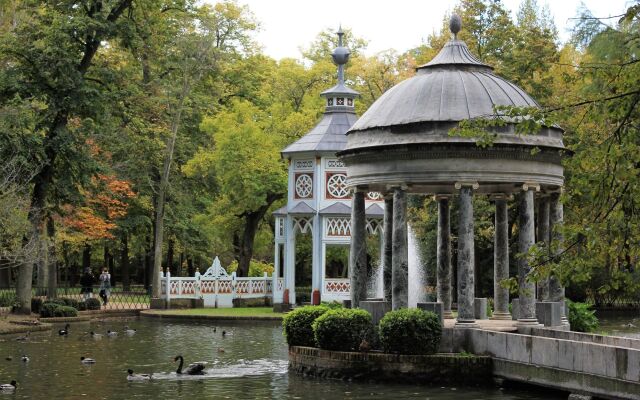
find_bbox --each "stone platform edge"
[289,345,492,384]
[139,310,283,321]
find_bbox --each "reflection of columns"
[455,182,478,326]
[436,195,453,319]
[548,192,567,324]
[537,196,550,301]
[518,184,539,325]
[391,187,408,310]
[349,189,367,308]
[383,194,393,302]
[491,195,511,320]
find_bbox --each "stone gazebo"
[273,29,384,308]
[339,16,567,327]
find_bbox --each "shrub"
[320,301,343,310]
[568,300,599,333]
[77,301,87,311]
[85,298,102,310]
[31,298,44,314]
[40,302,61,318]
[282,305,329,347]
[61,298,79,309]
[53,306,78,317]
[313,308,373,351]
[49,298,67,306]
[378,308,442,355]
[0,294,16,307]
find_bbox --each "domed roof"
[350,39,539,132]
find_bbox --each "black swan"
[59,324,70,336]
[174,355,205,375]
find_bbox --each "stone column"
[391,187,408,310]
[349,189,367,308]
[455,182,478,327]
[536,195,550,301]
[383,194,393,302]
[435,195,453,319]
[491,194,511,320]
[517,183,540,326]
[548,191,568,325]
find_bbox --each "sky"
[226,0,632,60]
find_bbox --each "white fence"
[159,257,272,308]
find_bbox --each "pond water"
[0,318,567,400]
[598,311,640,339]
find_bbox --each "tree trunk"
[0,258,10,288]
[36,231,48,295]
[236,193,283,277]
[144,236,152,290]
[62,241,69,286]
[187,256,194,277]
[47,217,57,299]
[121,233,130,291]
[151,79,190,298]
[82,244,91,272]
[167,238,175,276]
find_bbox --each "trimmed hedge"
[77,301,87,311]
[378,308,442,355]
[313,308,373,351]
[282,306,329,347]
[60,298,80,309]
[40,302,61,317]
[53,305,78,317]
[85,298,102,310]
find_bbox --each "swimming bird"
[123,326,136,335]
[174,355,205,375]
[80,357,96,364]
[20,355,29,362]
[5,357,12,361]
[0,381,16,391]
[15,332,30,341]
[106,330,118,337]
[222,330,226,337]
[217,347,225,353]
[90,331,103,339]
[127,369,151,381]
[623,323,636,328]
[59,324,70,336]
[213,327,217,333]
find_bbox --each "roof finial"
[450,14,462,39]
[331,26,350,84]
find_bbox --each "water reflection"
[0,318,563,399]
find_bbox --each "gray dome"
[351,40,539,131]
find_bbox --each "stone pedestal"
[455,183,478,327]
[474,298,488,320]
[491,196,511,320]
[349,190,367,308]
[517,187,540,327]
[535,301,562,327]
[360,300,391,326]
[417,302,444,326]
[436,195,453,319]
[391,187,408,310]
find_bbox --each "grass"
[149,307,284,318]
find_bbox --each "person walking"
[80,268,94,300]
[99,268,111,306]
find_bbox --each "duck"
[15,332,30,341]
[127,369,151,381]
[20,355,29,362]
[58,324,70,336]
[174,355,205,375]
[106,330,118,337]
[213,327,217,333]
[5,357,12,361]
[123,326,136,335]
[623,323,636,328]
[80,357,96,364]
[217,347,225,353]
[0,381,16,391]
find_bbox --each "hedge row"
[283,305,442,355]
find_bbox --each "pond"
[598,311,640,339]
[0,318,566,399]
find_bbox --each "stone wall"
[528,327,640,351]
[289,346,492,384]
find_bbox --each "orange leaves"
[58,174,136,241]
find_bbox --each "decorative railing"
[160,271,272,301]
[323,278,350,295]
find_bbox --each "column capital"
[454,181,479,190]
[387,184,408,191]
[434,194,452,201]
[488,193,512,201]
[521,182,541,192]
[351,185,369,193]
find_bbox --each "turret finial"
[331,26,350,84]
[450,14,462,39]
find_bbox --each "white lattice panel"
[276,278,284,291]
[324,279,351,294]
[327,217,351,237]
[236,280,250,294]
[218,280,233,294]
